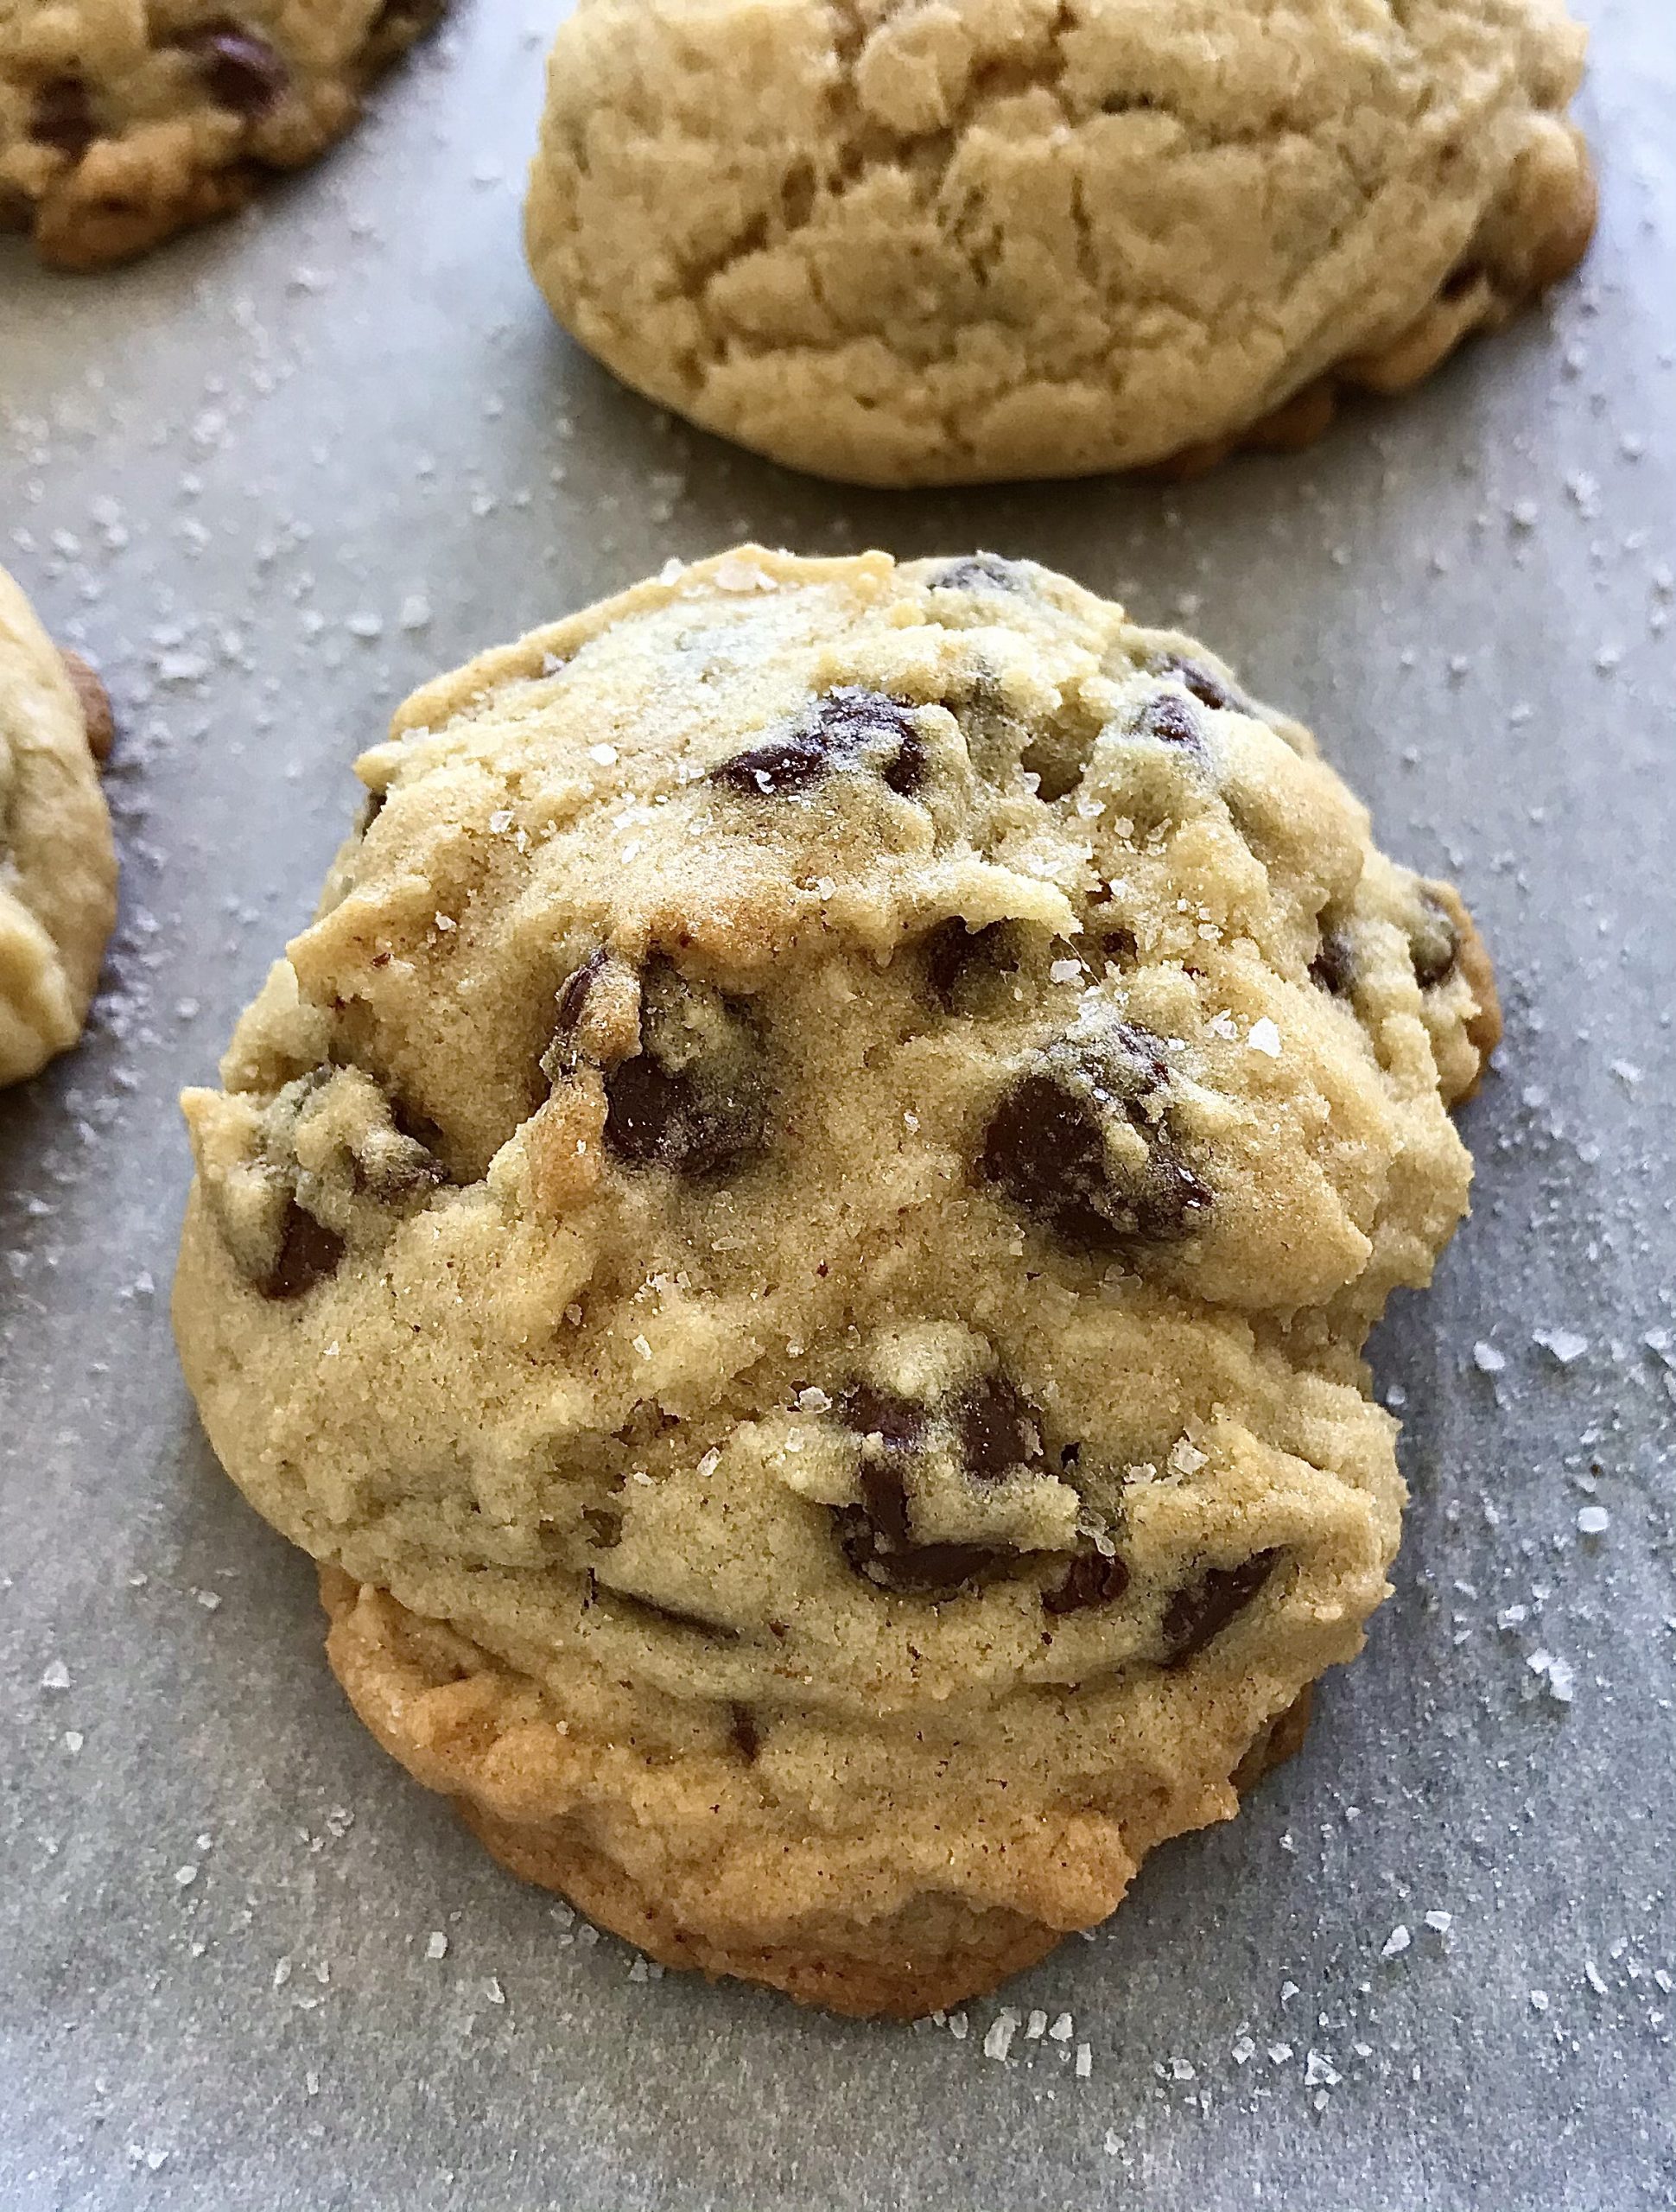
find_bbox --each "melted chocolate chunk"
[1311,927,1356,999]
[1409,891,1460,990]
[555,949,606,1037]
[1150,652,1244,715]
[1161,1551,1279,1666]
[260,1200,345,1300]
[713,688,923,799]
[840,1384,927,1457]
[979,1022,1209,1253]
[924,918,1018,1012]
[730,1704,761,1762]
[1044,1548,1131,1616]
[1137,691,1208,760]
[929,555,1021,594]
[181,20,289,116]
[954,1373,1042,1483]
[31,75,96,158]
[603,959,764,1177]
[835,1471,1008,1598]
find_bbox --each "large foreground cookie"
[1,0,445,270]
[525,0,1595,486]
[175,549,1499,2016]
[1,567,117,1088]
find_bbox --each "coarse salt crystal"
[1424,1910,1452,1935]
[1535,1329,1589,1365]
[983,2009,1019,2060]
[1473,1342,1506,1374]
[1025,2009,1048,2040]
[590,743,618,766]
[40,1660,70,1690]
[1075,2044,1092,2078]
[1247,1017,1281,1058]
[1050,959,1082,984]
[426,1932,448,1960]
[1048,2012,1073,2042]
[1577,1505,1609,1536]
[1381,1925,1412,1959]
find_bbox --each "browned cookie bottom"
[321,1567,1315,2020]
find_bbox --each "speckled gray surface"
[3,3,1673,2208]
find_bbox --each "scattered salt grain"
[1075,2044,1092,2079]
[1425,1910,1453,1936]
[983,2009,1019,2061]
[1247,1017,1282,1058]
[40,1660,69,1691]
[1472,1342,1506,1375]
[426,1932,448,1960]
[484,1976,505,2005]
[1050,959,1082,984]
[1530,1990,1550,2013]
[1025,2009,1048,2040]
[590,744,618,766]
[1584,1961,1608,1994]
[1535,1329,1589,1365]
[1305,2050,1341,2088]
[398,594,432,631]
[1527,1650,1577,1704]
[1577,1505,1610,1537]
[1381,1925,1412,1960]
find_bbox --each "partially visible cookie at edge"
[0,565,117,1088]
[1,0,447,270]
[173,546,1501,2017]
[525,0,1595,486]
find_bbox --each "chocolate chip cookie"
[525,0,1596,485]
[1,567,117,1089]
[1,0,445,270]
[173,548,1499,2016]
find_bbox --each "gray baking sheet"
[3,1,1673,2205]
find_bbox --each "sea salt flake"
[1075,2044,1092,2078]
[1535,1329,1589,1365]
[590,743,619,766]
[1577,1505,1609,1537]
[1050,959,1082,984]
[1231,2036,1256,2066]
[1025,2009,1048,2040]
[425,1931,448,1960]
[1247,1017,1282,1058]
[40,1660,70,1690]
[1424,1910,1452,1935]
[1473,1342,1506,1374]
[1381,1924,1412,1959]
[1530,1990,1550,2012]
[1305,2050,1341,2088]
[983,2008,1019,2061]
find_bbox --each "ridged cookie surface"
[526,0,1594,484]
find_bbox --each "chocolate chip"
[840,1384,926,1457]
[1044,1548,1131,1615]
[1161,1551,1279,1666]
[603,959,765,1177]
[730,1704,761,1762]
[181,20,289,116]
[835,1473,1008,1598]
[30,75,96,160]
[260,1200,345,1300]
[924,918,1017,1012]
[979,1022,1209,1254]
[713,688,923,799]
[1311,927,1356,999]
[555,949,607,1038]
[1099,926,1140,968]
[1150,652,1244,715]
[1137,691,1208,759]
[929,555,1020,593]
[1409,890,1459,990]
[953,1374,1041,1483]
[711,727,832,798]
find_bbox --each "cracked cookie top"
[0,565,117,1087]
[525,0,1594,483]
[173,547,1497,1951]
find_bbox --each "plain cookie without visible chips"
[0,566,117,1089]
[0,0,445,269]
[525,0,1596,485]
[174,548,1500,2016]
